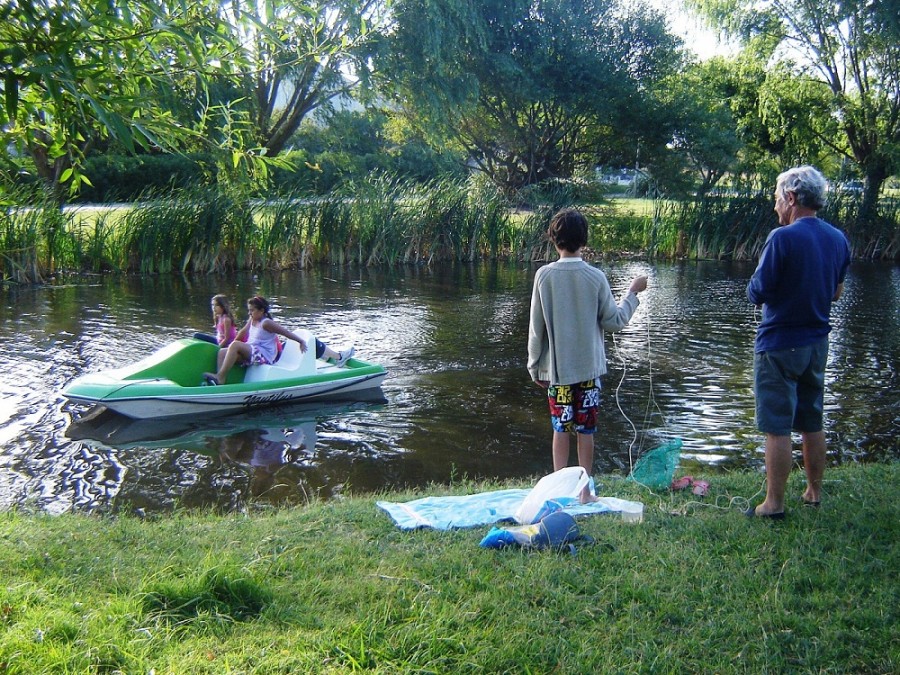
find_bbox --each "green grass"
[606,197,659,218]
[0,462,896,673]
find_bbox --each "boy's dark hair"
[548,208,589,253]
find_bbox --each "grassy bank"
[1,462,896,673]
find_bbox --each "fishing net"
[627,438,683,489]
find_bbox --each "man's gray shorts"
[754,338,828,435]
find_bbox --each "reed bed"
[2,180,898,284]
[824,192,900,259]
[0,204,54,283]
[648,194,776,260]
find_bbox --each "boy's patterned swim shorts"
[547,379,600,434]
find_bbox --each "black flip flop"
[744,507,785,520]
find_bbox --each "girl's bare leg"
[205,342,250,384]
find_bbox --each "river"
[1,260,897,513]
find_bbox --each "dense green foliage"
[689,0,900,223]
[380,0,682,195]
[0,462,896,672]
[0,0,236,202]
[74,154,211,203]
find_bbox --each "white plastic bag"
[514,466,590,524]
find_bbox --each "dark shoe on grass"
[744,506,785,520]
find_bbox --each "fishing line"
[611,286,770,512]
[612,309,668,476]
[611,307,667,496]
[663,484,760,517]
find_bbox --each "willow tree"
[689,0,900,224]
[0,0,239,203]
[662,59,743,195]
[380,0,682,194]
[218,0,389,157]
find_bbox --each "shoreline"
[1,462,896,672]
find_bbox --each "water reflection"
[62,397,390,512]
[1,261,898,514]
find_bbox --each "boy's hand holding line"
[629,276,648,295]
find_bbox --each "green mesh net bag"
[627,438,683,489]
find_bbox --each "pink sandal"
[671,476,694,491]
[691,480,710,497]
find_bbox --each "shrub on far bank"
[75,154,213,203]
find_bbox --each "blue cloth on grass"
[376,488,631,530]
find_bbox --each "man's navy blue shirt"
[747,217,851,353]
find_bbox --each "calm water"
[1,261,898,514]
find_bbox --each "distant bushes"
[76,154,212,203]
[71,143,465,203]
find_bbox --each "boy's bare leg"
[576,432,597,502]
[552,431,570,472]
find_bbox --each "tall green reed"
[1,205,47,283]
[653,194,775,259]
[256,192,309,268]
[118,185,243,273]
[80,211,119,273]
[0,188,75,282]
[824,192,900,259]
[345,173,409,265]
[311,193,354,266]
[408,176,469,263]
[463,176,511,260]
[515,207,555,261]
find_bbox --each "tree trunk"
[860,161,888,229]
[28,145,68,207]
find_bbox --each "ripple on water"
[0,261,897,513]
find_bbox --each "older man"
[746,166,851,519]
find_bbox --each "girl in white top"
[203,295,307,385]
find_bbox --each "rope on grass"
[612,309,669,495]
[611,302,764,513]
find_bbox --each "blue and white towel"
[376,489,641,531]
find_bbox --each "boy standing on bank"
[527,208,648,502]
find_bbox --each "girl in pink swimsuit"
[212,294,237,347]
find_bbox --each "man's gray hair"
[776,165,827,210]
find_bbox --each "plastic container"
[619,502,644,523]
[514,466,589,524]
[595,497,644,524]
